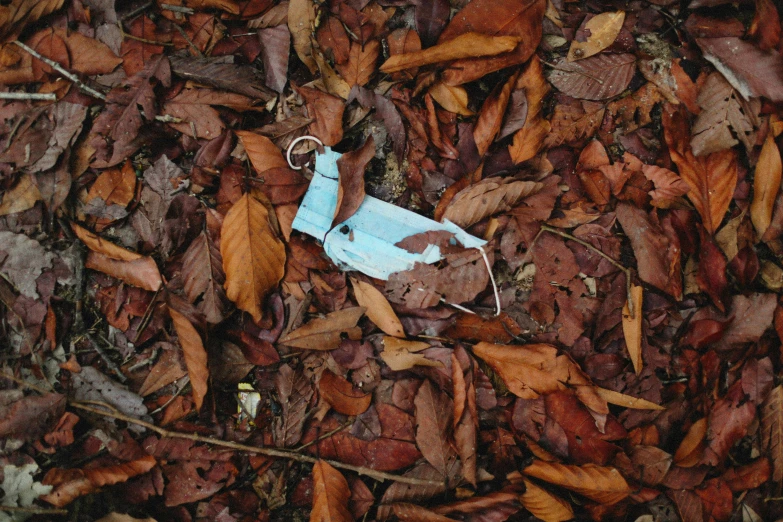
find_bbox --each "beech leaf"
[288,0,317,74]
[380,337,442,371]
[319,369,371,416]
[221,193,286,323]
[441,178,543,228]
[334,136,374,226]
[414,380,458,478]
[567,11,626,62]
[311,460,353,522]
[519,478,574,522]
[621,284,643,375]
[350,278,405,337]
[522,461,631,505]
[168,306,209,411]
[548,53,636,100]
[279,307,365,350]
[751,133,782,237]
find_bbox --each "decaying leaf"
[441,178,543,228]
[334,135,374,226]
[522,460,631,505]
[751,133,782,237]
[380,337,442,371]
[168,306,208,411]
[622,284,643,375]
[319,369,371,416]
[311,460,352,522]
[221,193,286,323]
[414,380,458,478]
[567,11,626,62]
[548,53,636,100]
[279,307,365,350]
[350,278,405,337]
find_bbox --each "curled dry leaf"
[279,307,365,350]
[380,337,442,371]
[441,178,543,228]
[548,53,636,100]
[751,133,782,237]
[221,193,286,323]
[350,278,405,337]
[509,56,551,164]
[592,387,665,410]
[319,369,371,416]
[519,478,574,522]
[429,82,473,116]
[621,284,643,375]
[311,460,354,522]
[380,33,520,74]
[168,306,209,411]
[522,460,631,505]
[567,11,626,62]
[474,71,519,157]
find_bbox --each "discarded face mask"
[289,136,500,315]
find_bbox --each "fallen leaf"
[319,369,372,416]
[548,53,636,100]
[57,28,122,75]
[751,133,782,237]
[335,40,379,87]
[415,0,450,47]
[274,363,314,447]
[221,192,286,323]
[509,57,551,163]
[522,460,631,505]
[415,380,458,479]
[474,71,519,157]
[279,307,365,350]
[593,387,664,410]
[519,478,574,522]
[567,12,626,62]
[168,306,209,411]
[236,130,289,173]
[441,178,543,228]
[311,460,353,522]
[641,164,690,208]
[169,55,273,100]
[380,33,520,74]
[0,173,41,216]
[288,0,317,74]
[334,135,374,226]
[761,385,783,481]
[350,278,405,337]
[162,88,255,140]
[380,337,442,371]
[258,25,290,93]
[428,82,473,116]
[295,84,345,146]
[182,231,230,324]
[0,0,65,42]
[544,97,605,148]
[622,284,643,375]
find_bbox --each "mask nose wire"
[286,135,324,170]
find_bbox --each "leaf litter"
[1,0,783,520]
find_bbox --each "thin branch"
[12,41,107,101]
[0,506,68,516]
[538,225,636,318]
[69,401,441,486]
[0,92,57,101]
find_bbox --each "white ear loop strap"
[286,135,324,170]
[442,246,501,316]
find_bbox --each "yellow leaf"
[311,460,352,522]
[350,278,405,337]
[523,460,631,505]
[519,478,574,522]
[621,284,643,375]
[168,307,209,411]
[0,173,40,216]
[567,11,626,62]
[593,387,664,410]
[380,33,520,73]
[751,133,782,237]
[428,82,474,116]
[279,307,365,350]
[380,336,442,371]
[221,193,286,323]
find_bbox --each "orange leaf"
[509,57,551,164]
[474,71,519,156]
[522,460,631,505]
[87,162,136,208]
[85,252,163,292]
[350,278,405,337]
[168,306,209,411]
[621,284,643,375]
[221,192,286,323]
[279,307,365,350]
[380,336,442,371]
[0,173,41,216]
[519,478,574,522]
[311,460,353,522]
[663,104,738,234]
[335,39,379,87]
[379,32,519,73]
[319,369,371,416]
[567,11,625,62]
[72,222,142,261]
[41,455,156,508]
[236,130,289,173]
[751,133,782,237]
[593,387,664,410]
[288,0,317,74]
[56,28,122,75]
[674,417,708,467]
[428,82,473,116]
[0,0,65,42]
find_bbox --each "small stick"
[0,506,68,516]
[539,224,636,319]
[172,23,203,57]
[0,92,57,101]
[70,401,442,486]
[12,41,107,101]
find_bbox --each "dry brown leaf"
[474,71,519,157]
[548,53,636,101]
[57,28,122,76]
[380,32,519,73]
[522,460,631,505]
[279,307,365,350]
[567,11,625,62]
[335,40,379,88]
[168,306,209,411]
[236,130,289,173]
[519,478,574,522]
[288,0,317,74]
[761,385,783,481]
[221,193,286,323]
[415,380,458,478]
[40,456,157,508]
[350,278,405,337]
[509,57,551,163]
[621,284,643,375]
[663,104,738,234]
[441,177,543,227]
[674,417,708,467]
[380,337,442,371]
[593,387,664,410]
[0,0,65,42]
[334,135,374,226]
[85,252,163,292]
[319,369,372,416]
[751,133,782,237]
[428,82,473,116]
[0,173,41,216]
[72,222,141,261]
[311,460,353,522]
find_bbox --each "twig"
[160,3,195,14]
[69,401,441,486]
[171,23,203,58]
[117,21,175,47]
[295,418,353,452]
[120,1,153,21]
[85,333,127,383]
[0,506,68,516]
[0,92,56,101]
[538,225,636,319]
[12,41,107,101]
